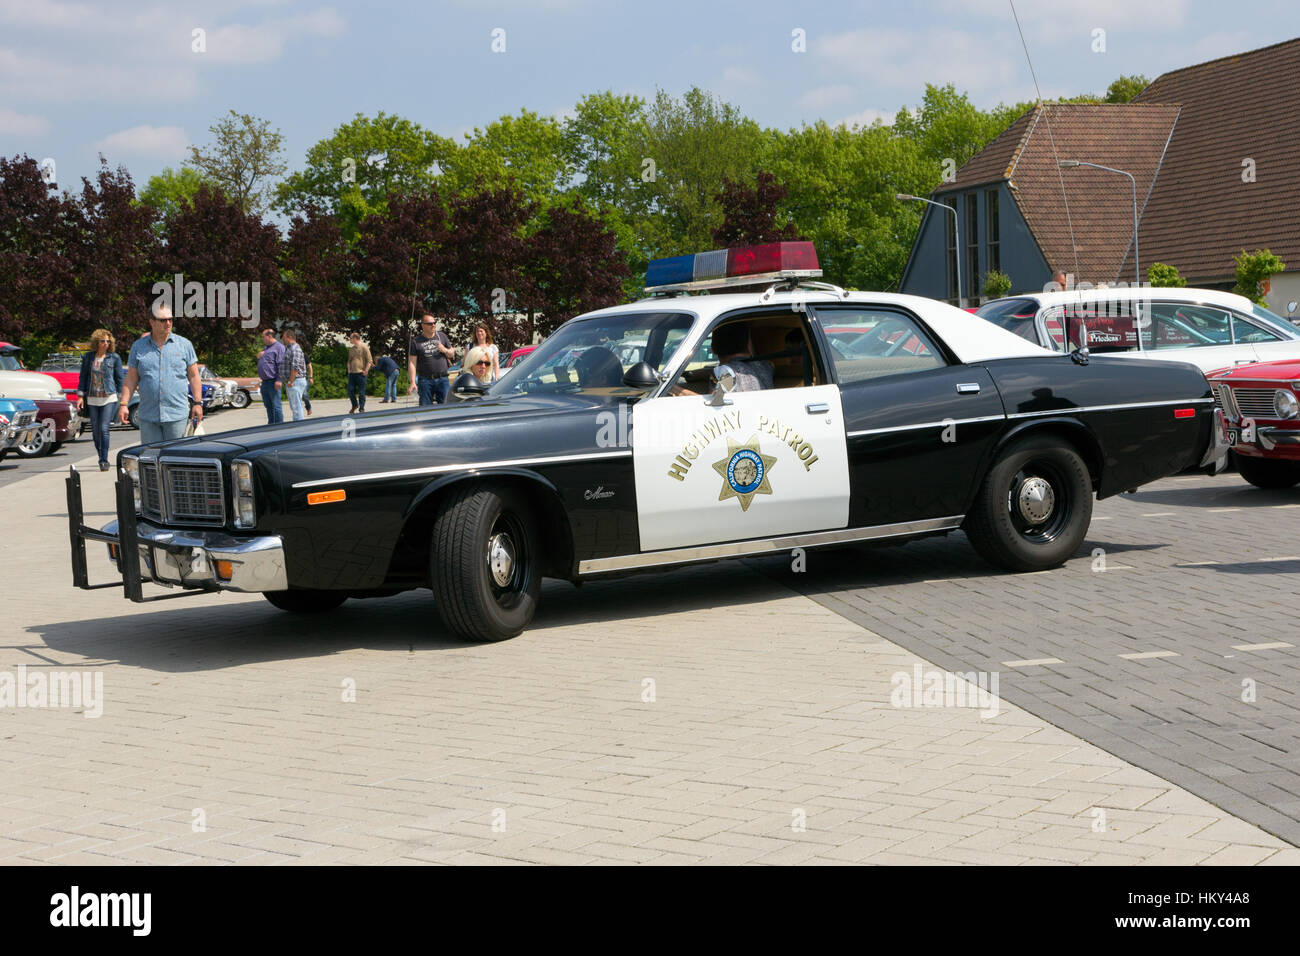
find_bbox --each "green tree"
[1233,249,1286,304]
[1146,262,1186,287]
[563,91,647,210]
[137,166,209,224]
[274,112,454,239]
[439,109,569,203]
[893,84,1031,179]
[187,110,288,217]
[1105,74,1151,103]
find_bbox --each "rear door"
[811,304,1007,528]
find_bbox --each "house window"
[944,199,958,305]
[965,194,979,304]
[985,189,1000,274]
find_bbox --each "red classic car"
[1207,358,1300,488]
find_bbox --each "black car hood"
[156,391,623,456]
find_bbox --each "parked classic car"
[1207,358,1300,488]
[0,352,79,455]
[32,350,84,398]
[0,397,44,462]
[975,288,1300,374]
[69,243,1227,642]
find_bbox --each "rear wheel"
[1235,453,1300,489]
[263,589,347,613]
[231,389,251,410]
[964,434,1093,571]
[431,483,540,642]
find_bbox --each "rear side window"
[1142,303,1233,350]
[819,308,945,383]
[976,298,1039,344]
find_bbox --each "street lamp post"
[1058,160,1140,287]
[898,193,961,307]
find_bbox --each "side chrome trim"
[292,450,633,490]
[847,415,1003,438]
[1005,397,1214,420]
[577,515,963,575]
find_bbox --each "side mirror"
[451,372,487,396]
[1288,300,1297,315]
[621,361,658,390]
[707,364,736,406]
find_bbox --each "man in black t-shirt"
[408,314,455,405]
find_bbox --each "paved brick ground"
[0,407,1295,864]
[759,472,1300,848]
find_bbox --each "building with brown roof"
[899,38,1300,317]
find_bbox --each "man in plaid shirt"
[282,328,310,422]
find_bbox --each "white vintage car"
[975,288,1300,374]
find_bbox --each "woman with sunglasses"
[465,346,495,386]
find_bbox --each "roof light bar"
[644,242,821,293]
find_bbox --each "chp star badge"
[712,435,777,512]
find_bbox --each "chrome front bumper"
[103,518,288,593]
[2,421,43,449]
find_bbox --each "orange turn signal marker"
[214,560,235,581]
[307,489,347,505]
[1173,408,1195,419]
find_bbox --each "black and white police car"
[70,242,1227,642]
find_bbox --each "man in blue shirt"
[257,328,286,424]
[119,304,203,444]
[376,353,400,403]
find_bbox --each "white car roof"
[1007,286,1261,313]
[581,289,1053,365]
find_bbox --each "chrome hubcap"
[1017,477,1055,524]
[488,532,516,588]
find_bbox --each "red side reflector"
[307,489,346,505]
[1173,408,1195,419]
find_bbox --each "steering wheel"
[574,346,623,388]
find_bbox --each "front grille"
[165,464,225,523]
[1229,387,1283,419]
[140,462,162,519]
[14,410,35,427]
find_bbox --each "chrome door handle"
[956,383,981,394]
[806,402,829,414]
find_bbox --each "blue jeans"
[348,372,368,411]
[139,418,188,445]
[87,402,118,464]
[260,379,283,424]
[417,376,449,406]
[384,370,399,402]
[287,377,308,420]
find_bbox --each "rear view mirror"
[621,361,658,390]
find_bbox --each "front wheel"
[16,423,53,458]
[1235,453,1300,489]
[431,483,541,642]
[263,589,347,613]
[128,405,139,429]
[230,389,251,409]
[964,435,1093,571]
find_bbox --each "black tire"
[431,483,541,642]
[231,389,251,410]
[1235,453,1300,489]
[128,405,139,429]
[51,441,63,454]
[16,422,53,458]
[263,589,347,613]
[964,434,1093,572]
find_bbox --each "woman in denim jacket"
[78,329,126,471]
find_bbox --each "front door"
[632,385,850,552]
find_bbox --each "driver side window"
[819,308,945,383]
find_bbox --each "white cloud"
[202,8,346,64]
[93,125,189,159]
[817,27,1020,97]
[836,107,895,129]
[0,107,52,136]
[800,85,856,111]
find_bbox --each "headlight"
[232,459,256,528]
[1274,389,1300,420]
[122,456,141,512]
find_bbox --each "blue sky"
[2,0,1297,195]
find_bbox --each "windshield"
[490,311,694,397]
[0,355,20,372]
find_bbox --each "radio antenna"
[1009,0,1079,280]
[405,249,422,406]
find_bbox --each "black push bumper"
[66,466,287,603]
